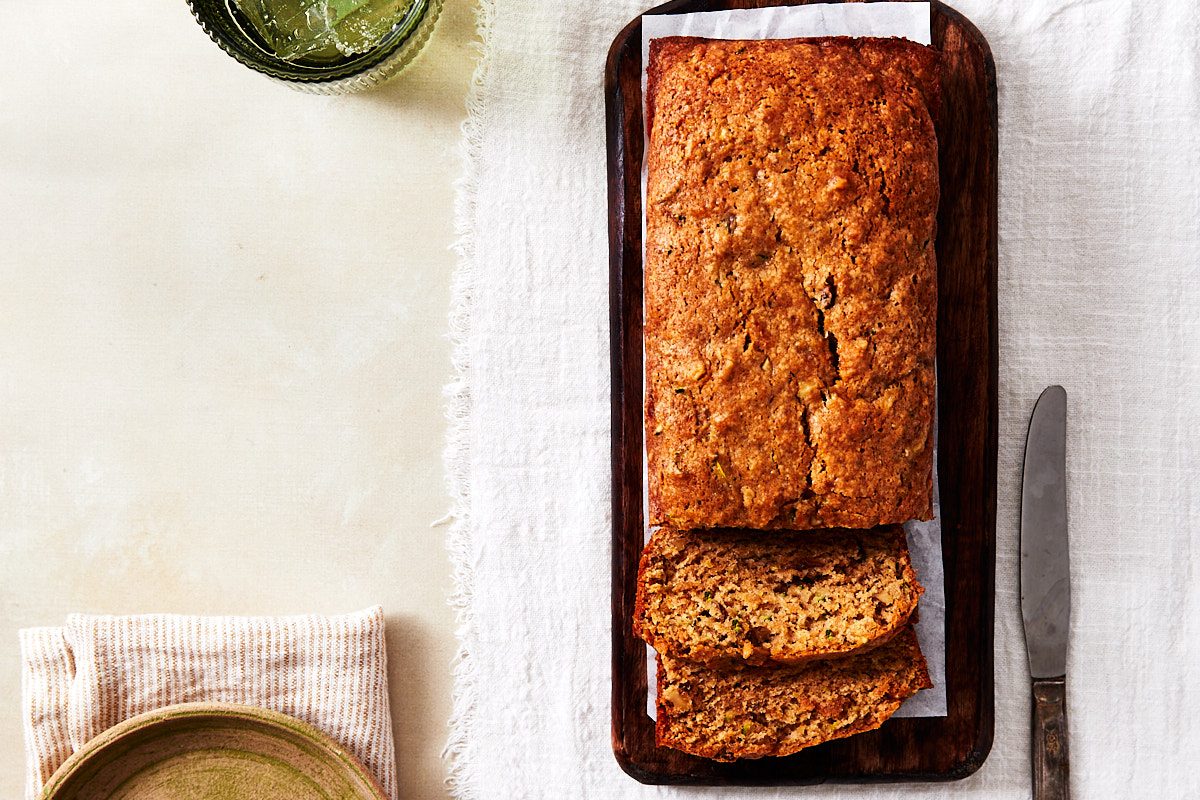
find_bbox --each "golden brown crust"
[644,37,939,530]
[633,526,922,665]
[655,626,932,761]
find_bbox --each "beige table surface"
[0,3,475,798]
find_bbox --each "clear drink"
[233,0,415,63]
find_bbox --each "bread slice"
[656,626,931,761]
[634,526,922,665]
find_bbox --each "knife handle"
[1032,676,1070,800]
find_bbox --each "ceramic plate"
[42,703,387,800]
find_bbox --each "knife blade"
[1021,384,1070,678]
[1020,385,1070,800]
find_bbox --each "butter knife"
[1021,385,1071,800]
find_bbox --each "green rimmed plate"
[42,703,388,800]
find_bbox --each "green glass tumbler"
[187,0,442,94]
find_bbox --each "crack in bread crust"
[644,37,939,530]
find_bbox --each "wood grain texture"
[606,0,997,784]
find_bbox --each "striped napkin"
[19,606,396,800]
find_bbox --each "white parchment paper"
[641,2,946,719]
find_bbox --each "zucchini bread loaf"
[656,626,931,761]
[634,526,922,665]
[644,37,940,530]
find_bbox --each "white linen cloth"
[20,607,396,799]
[446,1,1200,797]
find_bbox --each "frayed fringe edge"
[442,0,496,797]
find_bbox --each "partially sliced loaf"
[634,526,922,665]
[656,626,931,761]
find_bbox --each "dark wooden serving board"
[606,0,997,785]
